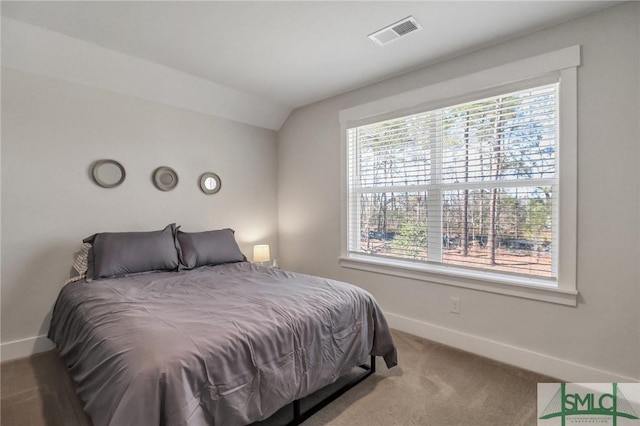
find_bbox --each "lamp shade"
[253,244,270,263]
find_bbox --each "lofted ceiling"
[1,1,619,123]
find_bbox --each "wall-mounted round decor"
[152,166,179,191]
[199,172,221,195]
[91,159,126,188]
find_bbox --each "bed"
[48,226,397,426]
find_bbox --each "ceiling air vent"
[368,16,422,46]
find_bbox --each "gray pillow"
[177,228,246,269]
[83,224,180,280]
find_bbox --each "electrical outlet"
[450,297,461,314]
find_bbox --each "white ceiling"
[1,1,618,110]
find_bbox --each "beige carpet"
[1,345,90,426]
[1,329,553,425]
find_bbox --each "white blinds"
[347,83,558,279]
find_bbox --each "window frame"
[339,46,579,306]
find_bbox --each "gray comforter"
[48,262,397,426]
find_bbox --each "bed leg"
[292,399,301,425]
[284,358,375,426]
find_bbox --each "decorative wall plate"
[153,166,179,191]
[91,159,126,188]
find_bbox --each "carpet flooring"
[1,329,555,425]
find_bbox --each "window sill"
[339,254,577,306]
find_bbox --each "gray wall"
[1,68,279,344]
[278,3,639,380]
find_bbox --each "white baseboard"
[386,312,638,383]
[1,335,55,362]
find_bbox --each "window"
[348,83,558,278]
[340,47,579,305]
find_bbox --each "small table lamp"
[253,244,271,266]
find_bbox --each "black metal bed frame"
[284,355,376,426]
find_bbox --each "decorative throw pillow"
[65,242,92,284]
[177,228,246,270]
